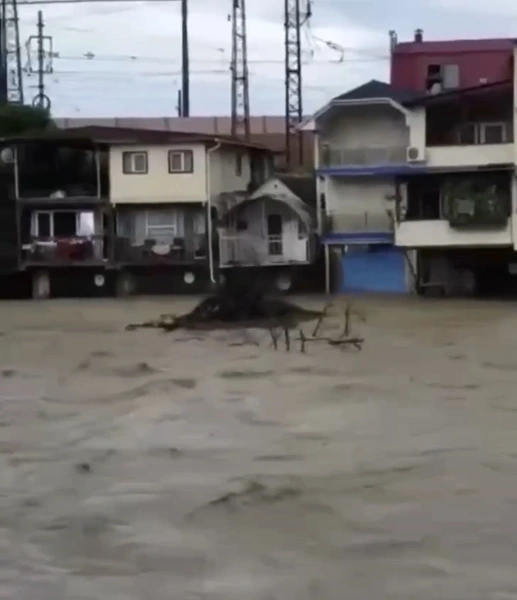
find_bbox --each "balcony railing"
[219,232,311,267]
[21,235,105,264]
[324,211,395,234]
[113,234,207,264]
[321,146,407,167]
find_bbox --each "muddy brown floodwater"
[2,296,517,599]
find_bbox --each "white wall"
[325,177,395,232]
[209,147,252,198]
[219,199,308,266]
[320,105,410,149]
[110,143,207,204]
[396,220,512,247]
[426,144,513,168]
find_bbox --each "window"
[457,123,476,145]
[145,209,183,244]
[426,63,459,92]
[168,150,193,173]
[35,212,51,237]
[442,64,459,89]
[32,211,94,238]
[122,151,148,174]
[235,153,242,176]
[481,123,506,144]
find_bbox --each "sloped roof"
[4,125,275,152]
[277,174,316,208]
[404,79,512,107]
[334,79,420,104]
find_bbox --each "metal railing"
[21,235,104,264]
[112,234,207,263]
[219,232,310,266]
[324,211,395,234]
[321,146,407,167]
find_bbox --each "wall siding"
[326,178,395,232]
[209,147,252,198]
[320,105,410,149]
[109,144,207,204]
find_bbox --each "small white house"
[217,175,317,289]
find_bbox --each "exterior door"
[267,213,283,256]
[341,244,407,293]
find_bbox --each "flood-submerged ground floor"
[1,294,517,598]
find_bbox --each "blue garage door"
[341,245,407,293]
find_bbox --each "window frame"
[122,151,148,175]
[235,152,243,176]
[480,122,507,145]
[168,149,194,174]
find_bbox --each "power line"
[17,0,179,4]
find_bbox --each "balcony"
[426,144,513,169]
[323,211,395,244]
[219,232,312,267]
[321,146,407,167]
[113,234,207,264]
[395,220,512,247]
[21,235,105,265]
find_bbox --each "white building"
[303,53,517,295]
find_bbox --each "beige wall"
[320,105,410,149]
[109,143,207,204]
[209,146,251,198]
[326,177,395,232]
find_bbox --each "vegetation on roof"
[0,104,56,136]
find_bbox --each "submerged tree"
[0,104,56,136]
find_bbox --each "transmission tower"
[284,0,311,168]
[230,0,250,139]
[0,0,23,103]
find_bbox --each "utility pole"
[284,0,311,168]
[0,0,23,103]
[230,0,250,139]
[25,10,52,110]
[180,0,189,116]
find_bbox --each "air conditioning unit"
[406,146,424,163]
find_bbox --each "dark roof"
[278,174,316,208]
[404,79,512,107]
[334,79,420,104]
[3,125,274,152]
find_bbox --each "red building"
[390,30,515,93]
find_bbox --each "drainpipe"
[206,139,221,284]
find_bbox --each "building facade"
[0,126,275,298]
[303,41,517,296]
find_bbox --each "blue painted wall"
[341,245,407,293]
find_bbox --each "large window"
[168,150,193,173]
[145,209,183,243]
[122,151,148,174]
[31,211,95,238]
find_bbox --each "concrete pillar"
[324,243,330,294]
[31,269,50,300]
[115,271,135,297]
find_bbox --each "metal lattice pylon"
[230,0,250,139]
[284,0,310,167]
[0,0,24,103]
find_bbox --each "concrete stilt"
[31,270,50,300]
[115,271,135,297]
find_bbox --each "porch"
[218,195,314,268]
[395,171,513,247]
[20,208,107,266]
[418,81,514,169]
[113,205,208,265]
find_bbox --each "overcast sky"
[15,0,517,118]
